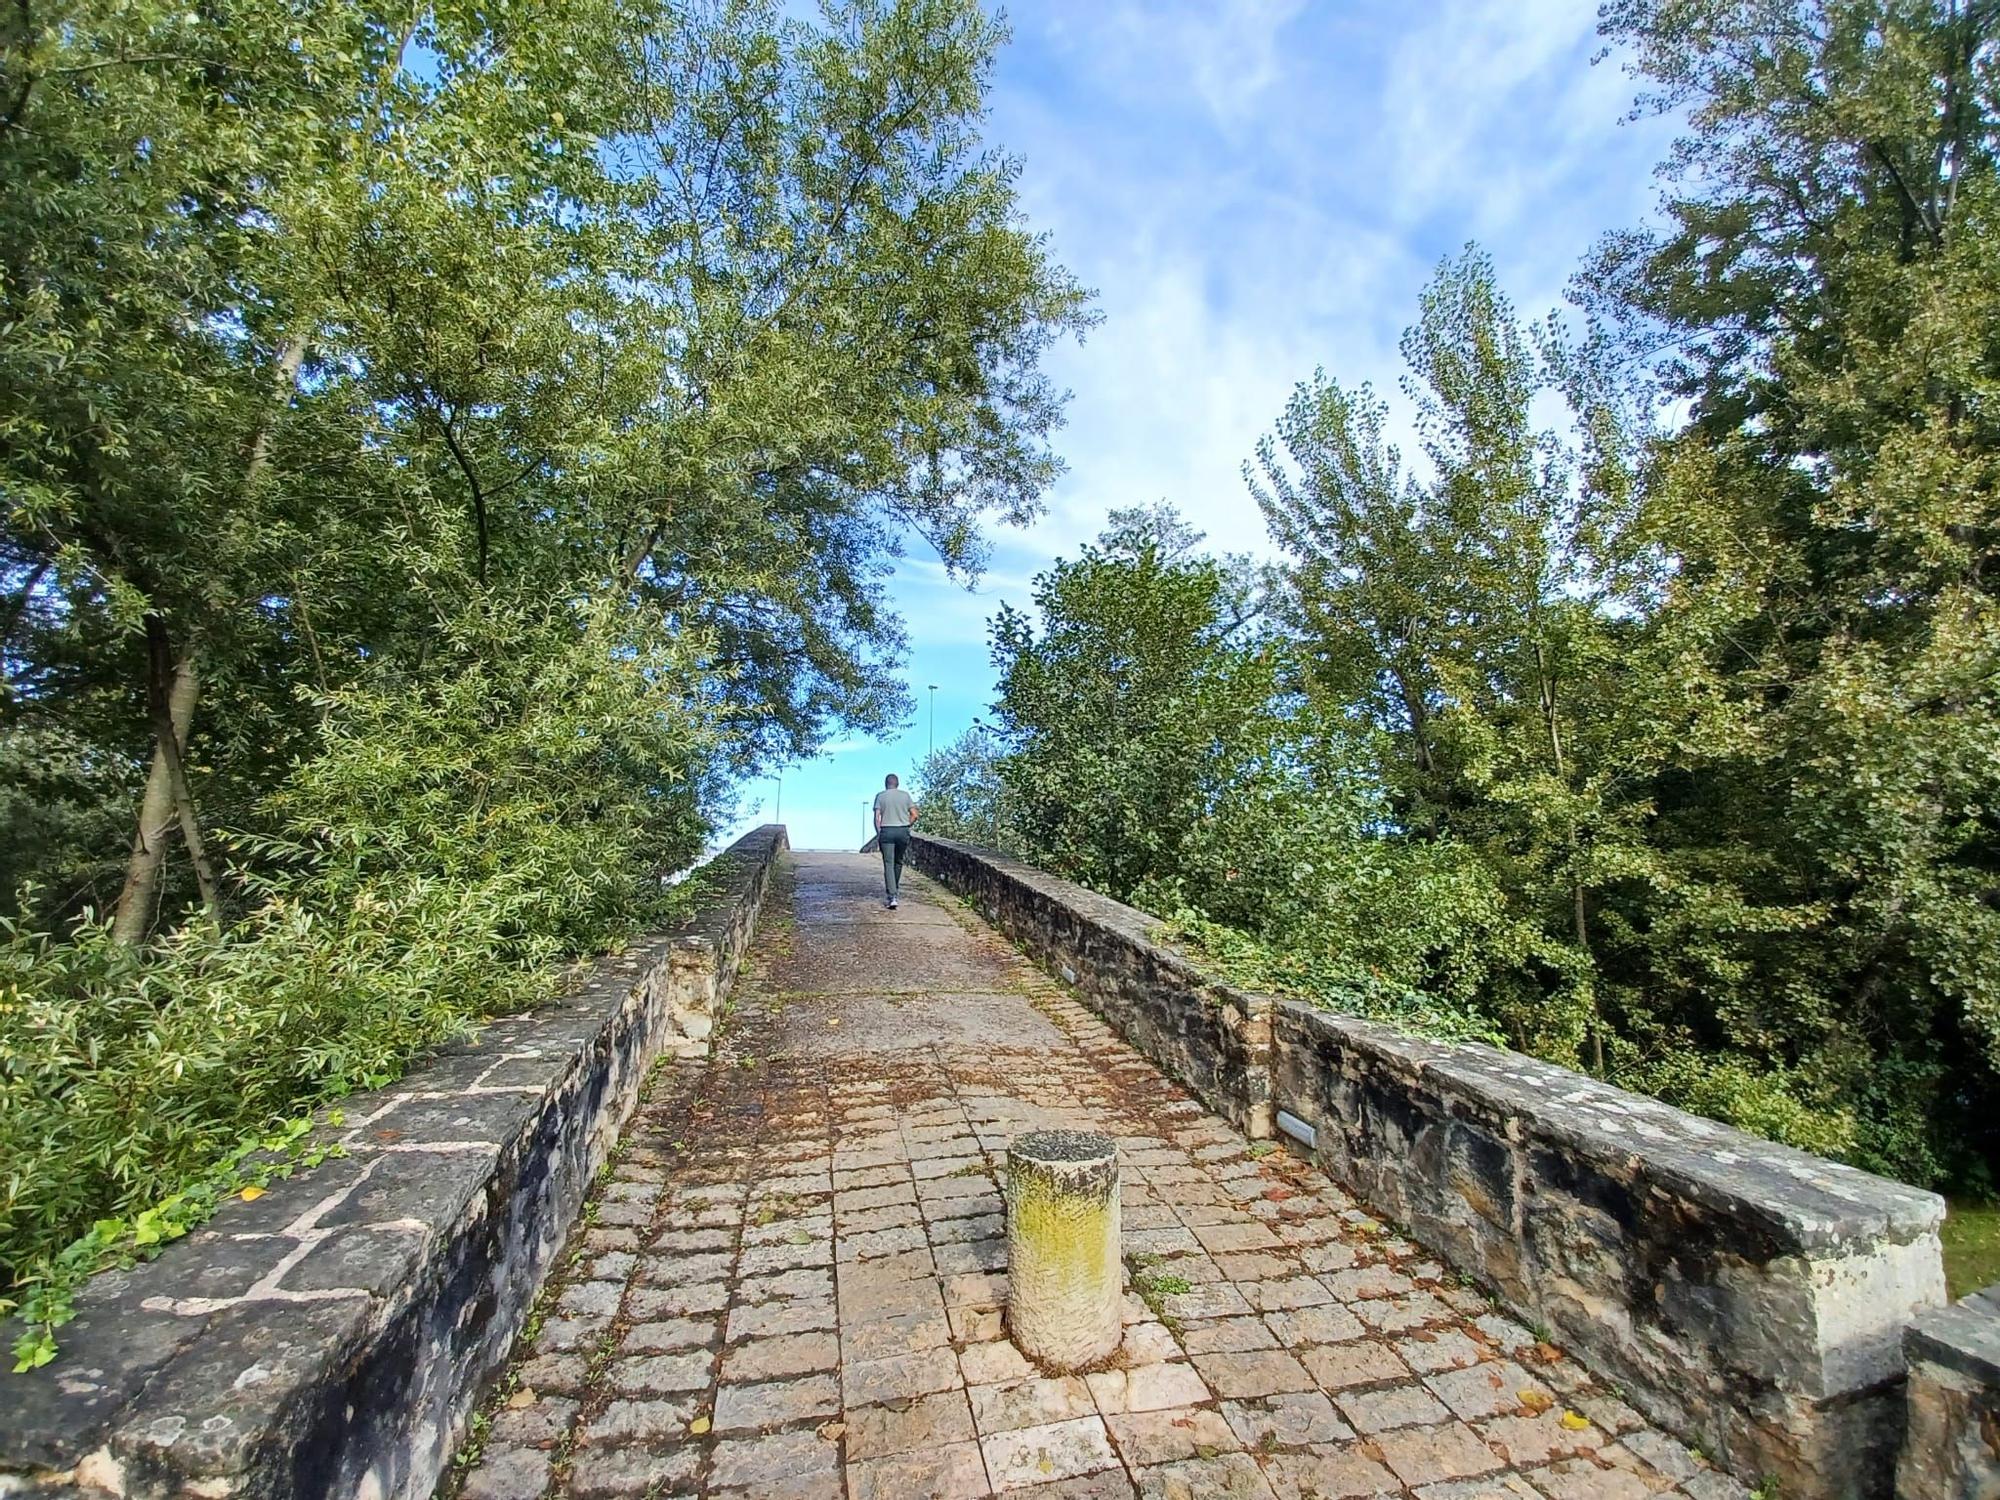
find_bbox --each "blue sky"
[727,0,1678,851]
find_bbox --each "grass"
[1941,1197,2000,1299]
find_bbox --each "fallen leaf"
[505,1387,536,1409]
[1559,1410,1592,1431]
[1518,1390,1554,1414]
[239,1186,265,1201]
[688,1416,711,1435]
[817,1420,845,1442]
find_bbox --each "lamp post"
[928,683,939,758]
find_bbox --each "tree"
[913,725,1014,848]
[1584,0,2000,1180]
[0,0,1092,935]
[987,508,1279,903]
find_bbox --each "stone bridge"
[2,835,1994,1500]
[451,851,1746,1500]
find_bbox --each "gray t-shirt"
[874,788,916,827]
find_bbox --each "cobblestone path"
[452,853,1749,1500]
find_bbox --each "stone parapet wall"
[0,825,787,1500]
[904,835,1274,1137]
[1897,1285,2000,1498]
[1276,1003,1944,1499]
[906,834,1950,1500]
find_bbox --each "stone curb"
[0,826,787,1500]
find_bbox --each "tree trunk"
[110,645,201,945]
[108,332,304,945]
[146,615,219,914]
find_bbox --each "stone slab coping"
[1906,1284,2000,1385]
[1277,1003,1943,1255]
[0,825,786,1500]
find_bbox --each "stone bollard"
[1005,1129,1122,1371]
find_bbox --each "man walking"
[873,773,918,909]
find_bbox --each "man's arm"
[909,800,919,826]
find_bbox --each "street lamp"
[928,684,939,758]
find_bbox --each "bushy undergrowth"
[0,602,723,1362]
[1159,910,1506,1048]
[1157,910,1861,1161]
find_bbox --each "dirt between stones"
[444,852,1748,1500]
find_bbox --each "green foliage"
[913,724,1017,849]
[1159,912,1507,1049]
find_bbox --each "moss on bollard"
[1005,1129,1122,1371]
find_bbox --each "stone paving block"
[1212,1252,1298,1282]
[1476,1408,1606,1467]
[1218,1390,1353,1448]
[1259,1444,1401,1499]
[625,1316,725,1352]
[724,1296,832,1344]
[580,1397,703,1444]
[735,1267,834,1303]
[846,1438,991,1499]
[982,1415,1121,1490]
[1132,1450,1278,1498]
[488,1395,579,1448]
[1356,1290,1455,1333]
[960,1337,1037,1386]
[1178,1316,1279,1355]
[1374,1421,1508,1486]
[1262,1303,1364,1347]
[1298,1339,1412,1390]
[1160,1283,1253,1321]
[841,1344,964,1407]
[1103,1406,1241,1466]
[630,1283,729,1318]
[565,1442,702,1498]
[1188,1350,1317,1399]
[711,1372,840,1431]
[951,1304,1007,1342]
[606,1351,714,1394]
[717,1329,838,1381]
[935,1237,1010,1275]
[1083,1361,1210,1415]
[1426,1360,1549,1421]
[1413,1475,1544,1498]
[1398,1328,1487,1374]
[1117,1321,1183,1365]
[459,1445,553,1500]
[971,1374,1100,1434]
[735,1239,831,1276]
[708,1427,840,1489]
[557,1281,626,1318]
[1336,1380,1453,1433]
[515,1352,592,1395]
[711,1473,843,1500]
[840,1307,951,1362]
[1240,1276,1337,1312]
[841,1205,923,1234]
[842,1388,977,1460]
[1005,1468,1140,1498]
[1524,1449,1678,1498]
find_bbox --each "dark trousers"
[878,825,911,900]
